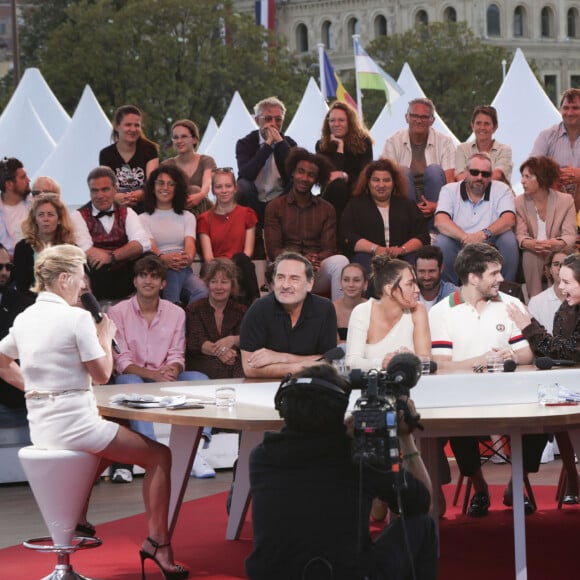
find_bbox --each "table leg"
[168,424,202,536]
[226,430,265,540]
[509,429,527,580]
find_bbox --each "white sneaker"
[191,455,216,479]
[112,468,133,483]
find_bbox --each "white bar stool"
[18,446,102,580]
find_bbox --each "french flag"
[255,0,275,31]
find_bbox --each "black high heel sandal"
[139,537,189,580]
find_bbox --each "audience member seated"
[30,175,61,196]
[526,250,579,503]
[515,156,576,298]
[429,243,547,517]
[197,168,260,305]
[434,152,519,285]
[315,101,373,222]
[455,105,513,184]
[108,254,209,483]
[186,258,247,379]
[245,364,437,580]
[333,263,367,344]
[99,104,159,212]
[236,96,297,226]
[0,157,31,256]
[140,165,206,305]
[163,119,216,216]
[340,158,429,285]
[414,245,457,312]
[531,88,580,211]
[13,193,76,296]
[264,148,348,301]
[381,97,455,231]
[71,166,150,302]
[240,252,337,379]
[346,255,430,372]
[0,243,34,423]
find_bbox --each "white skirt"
[26,390,119,454]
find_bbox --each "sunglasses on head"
[468,169,492,178]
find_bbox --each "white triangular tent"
[33,85,112,206]
[198,116,219,154]
[204,91,257,174]
[285,77,329,153]
[0,68,70,143]
[370,63,459,158]
[0,97,56,176]
[490,48,561,191]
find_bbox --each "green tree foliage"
[366,22,514,141]
[13,0,310,144]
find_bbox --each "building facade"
[237,0,580,102]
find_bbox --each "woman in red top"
[197,168,260,304]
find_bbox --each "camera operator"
[245,364,437,580]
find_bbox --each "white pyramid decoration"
[0,68,70,142]
[286,77,329,153]
[371,63,459,158]
[491,48,561,192]
[204,91,257,174]
[198,116,219,154]
[0,97,56,175]
[33,85,112,207]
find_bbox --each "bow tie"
[95,210,114,219]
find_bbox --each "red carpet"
[3,487,579,579]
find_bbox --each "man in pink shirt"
[109,254,211,481]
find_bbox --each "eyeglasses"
[154,179,176,187]
[468,169,492,178]
[171,134,192,141]
[408,113,433,122]
[0,263,13,272]
[212,167,234,174]
[259,115,284,123]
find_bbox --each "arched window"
[415,10,429,26]
[296,23,308,53]
[347,17,360,47]
[513,6,526,37]
[444,7,457,23]
[374,15,387,38]
[322,21,333,49]
[568,8,579,38]
[487,4,501,36]
[541,6,554,38]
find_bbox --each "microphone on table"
[318,346,346,362]
[429,360,438,374]
[503,359,517,372]
[80,292,121,354]
[535,357,578,370]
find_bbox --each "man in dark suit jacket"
[236,96,297,225]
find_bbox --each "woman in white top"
[0,244,188,579]
[140,165,207,305]
[516,156,576,297]
[346,254,430,371]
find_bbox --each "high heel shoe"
[139,537,189,580]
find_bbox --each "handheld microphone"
[80,292,121,354]
[503,359,517,372]
[318,347,345,362]
[386,353,422,390]
[535,357,578,370]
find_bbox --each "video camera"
[350,353,423,472]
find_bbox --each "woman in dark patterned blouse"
[185,258,247,378]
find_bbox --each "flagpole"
[352,34,363,119]
[317,43,327,100]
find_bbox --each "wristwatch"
[483,228,492,240]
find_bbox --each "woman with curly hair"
[340,158,429,281]
[13,193,76,295]
[316,101,373,221]
[140,165,207,305]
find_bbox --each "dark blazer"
[340,194,430,255]
[12,240,35,296]
[236,130,297,183]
